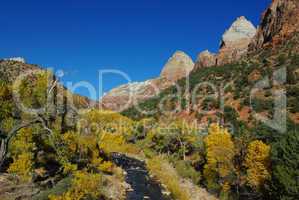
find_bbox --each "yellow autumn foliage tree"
[8,128,35,182]
[244,140,270,189]
[59,131,114,174]
[203,124,235,193]
[79,110,134,136]
[48,171,102,200]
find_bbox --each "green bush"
[269,130,299,200]
[174,160,201,184]
[32,177,72,200]
[251,98,274,113]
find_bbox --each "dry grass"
[147,156,190,200]
[147,156,219,200]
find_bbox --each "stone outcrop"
[101,0,299,112]
[194,50,217,68]
[196,16,256,68]
[160,51,194,82]
[217,16,257,66]
[101,51,194,111]
[100,77,173,112]
[250,0,299,50]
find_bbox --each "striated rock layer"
[250,0,299,50]
[194,50,217,68]
[101,51,194,112]
[160,51,194,82]
[100,78,173,112]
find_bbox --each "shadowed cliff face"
[250,0,299,50]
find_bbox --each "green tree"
[270,131,299,200]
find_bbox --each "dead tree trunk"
[0,138,8,169]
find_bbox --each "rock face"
[194,50,217,68]
[160,51,194,81]
[217,16,257,66]
[196,16,256,68]
[250,0,299,50]
[100,78,173,112]
[101,51,194,112]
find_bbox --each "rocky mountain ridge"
[100,51,194,111]
[101,16,257,111]
[122,0,299,127]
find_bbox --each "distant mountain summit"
[160,50,194,82]
[195,16,257,68]
[103,0,299,113]
[101,51,194,111]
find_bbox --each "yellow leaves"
[97,161,113,173]
[244,140,270,189]
[147,156,190,200]
[49,171,102,200]
[8,152,33,182]
[0,81,11,100]
[71,171,102,198]
[98,132,125,153]
[204,124,235,178]
[62,162,78,175]
[245,140,270,165]
[80,110,134,136]
[99,131,140,155]
[222,181,231,193]
[203,124,235,192]
[8,128,35,182]
[62,132,78,154]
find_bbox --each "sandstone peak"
[195,50,216,68]
[101,51,195,111]
[221,16,256,47]
[215,16,257,66]
[160,50,194,81]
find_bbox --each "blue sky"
[0,0,271,99]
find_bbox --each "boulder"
[195,50,217,68]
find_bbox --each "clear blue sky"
[0,0,271,99]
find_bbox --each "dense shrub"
[174,160,201,184]
[269,131,299,200]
